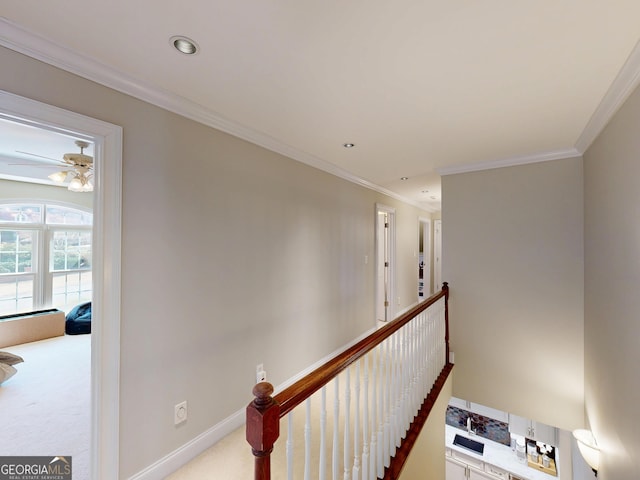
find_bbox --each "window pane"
[0,276,34,315]
[0,204,43,224]
[0,230,35,274]
[46,205,92,225]
[50,231,92,271]
[52,271,92,313]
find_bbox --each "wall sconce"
[573,429,600,476]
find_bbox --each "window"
[0,203,92,315]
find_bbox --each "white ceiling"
[2,2,640,210]
[0,117,94,187]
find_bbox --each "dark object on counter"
[454,434,485,455]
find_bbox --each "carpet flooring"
[0,334,91,479]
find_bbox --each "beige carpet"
[0,334,91,479]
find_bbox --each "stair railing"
[247,283,450,480]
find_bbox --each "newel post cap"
[246,382,280,453]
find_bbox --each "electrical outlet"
[256,363,267,384]
[174,401,187,425]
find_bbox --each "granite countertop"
[445,425,559,480]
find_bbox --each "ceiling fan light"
[68,176,82,191]
[68,173,94,193]
[48,171,69,182]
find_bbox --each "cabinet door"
[470,402,509,423]
[446,458,468,480]
[484,463,509,480]
[531,421,557,445]
[468,467,495,479]
[508,414,530,437]
[449,396,469,409]
[508,415,558,445]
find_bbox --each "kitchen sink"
[453,434,485,455]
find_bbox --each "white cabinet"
[508,414,557,445]
[447,452,511,480]
[470,402,509,423]
[469,468,498,480]
[448,397,509,423]
[449,396,468,409]
[484,463,509,480]
[446,457,468,480]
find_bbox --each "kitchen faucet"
[467,416,476,435]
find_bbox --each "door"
[418,217,431,299]
[376,205,395,322]
[446,458,468,480]
[434,219,442,290]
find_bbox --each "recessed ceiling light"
[170,36,199,55]
[401,177,409,181]
[343,143,355,148]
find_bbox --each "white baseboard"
[127,408,245,480]
[128,324,377,480]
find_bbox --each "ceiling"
[2,2,640,210]
[0,117,94,187]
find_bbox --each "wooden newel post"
[246,382,280,480]
[442,282,450,364]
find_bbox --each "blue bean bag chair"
[65,302,92,335]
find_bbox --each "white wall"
[441,157,584,432]
[0,46,431,477]
[583,81,640,480]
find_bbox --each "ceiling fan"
[13,140,94,192]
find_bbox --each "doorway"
[418,217,431,300]
[0,90,122,478]
[375,204,395,322]
[434,219,442,291]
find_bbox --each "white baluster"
[287,411,294,480]
[333,376,340,480]
[362,355,369,480]
[344,367,352,480]
[392,332,400,450]
[353,362,361,480]
[383,338,391,468]
[403,324,410,433]
[305,398,312,480]
[370,348,377,480]
[377,342,384,478]
[320,386,327,480]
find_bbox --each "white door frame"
[0,90,123,479]
[434,219,442,292]
[375,203,396,322]
[418,217,431,299]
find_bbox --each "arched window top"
[0,201,93,315]
[0,203,92,226]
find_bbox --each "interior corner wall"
[0,46,431,477]
[583,81,640,479]
[441,157,584,432]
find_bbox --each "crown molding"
[6,15,638,199]
[437,147,581,176]
[575,37,640,153]
[0,17,432,212]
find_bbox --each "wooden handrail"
[276,282,448,416]
[246,283,450,480]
